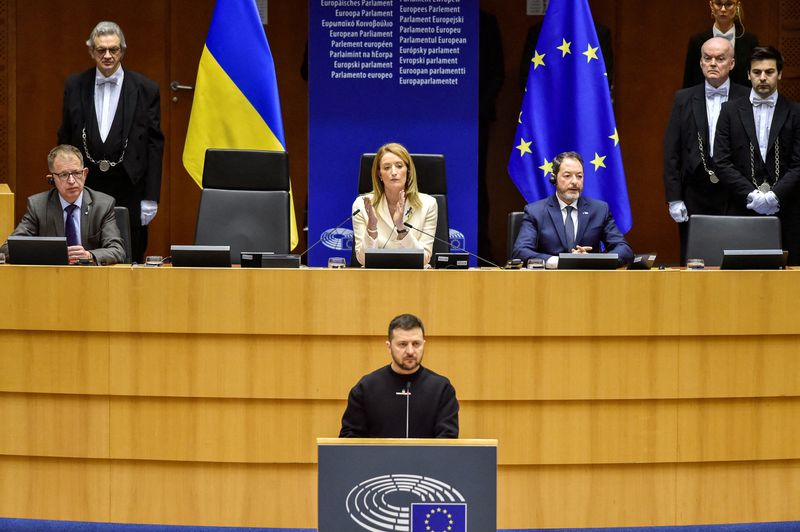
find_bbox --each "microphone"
[395,381,412,438]
[380,226,396,249]
[298,209,360,258]
[403,221,504,269]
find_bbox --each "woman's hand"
[364,196,378,233]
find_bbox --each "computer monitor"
[364,249,425,269]
[558,252,619,270]
[6,236,69,265]
[170,245,232,267]
[720,249,786,270]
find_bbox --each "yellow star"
[518,111,522,124]
[538,158,553,177]
[531,50,546,70]
[609,128,619,146]
[590,152,607,170]
[556,38,572,57]
[582,43,599,63]
[516,138,532,156]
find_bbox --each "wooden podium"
[318,438,497,532]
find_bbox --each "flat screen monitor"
[364,249,425,269]
[558,252,619,270]
[6,236,69,265]
[170,245,232,267]
[720,249,786,270]
[628,253,657,270]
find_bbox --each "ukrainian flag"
[183,0,298,249]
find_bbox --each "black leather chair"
[113,206,132,263]
[685,214,782,267]
[354,153,449,263]
[506,211,525,262]
[194,149,291,264]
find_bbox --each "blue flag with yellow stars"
[411,503,467,532]
[507,0,632,233]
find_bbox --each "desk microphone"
[402,221,504,269]
[395,381,412,438]
[380,208,411,250]
[298,209,360,258]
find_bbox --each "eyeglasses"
[50,170,85,181]
[712,1,737,10]
[93,46,122,57]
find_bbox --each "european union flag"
[411,503,466,532]
[507,0,632,233]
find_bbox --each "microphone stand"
[395,381,411,438]
[402,221,504,269]
[298,209,360,259]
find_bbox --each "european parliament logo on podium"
[318,439,495,532]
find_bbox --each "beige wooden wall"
[1,267,799,528]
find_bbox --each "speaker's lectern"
[317,438,497,532]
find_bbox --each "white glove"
[746,190,764,212]
[668,200,688,223]
[140,200,158,226]
[762,191,780,215]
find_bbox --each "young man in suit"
[0,144,125,265]
[58,21,164,263]
[663,37,750,264]
[511,151,633,269]
[714,46,800,265]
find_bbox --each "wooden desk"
[0,183,13,244]
[1,266,798,528]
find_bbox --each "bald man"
[663,37,750,264]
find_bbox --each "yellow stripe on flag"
[183,46,298,249]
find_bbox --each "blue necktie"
[65,204,79,246]
[564,205,575,251]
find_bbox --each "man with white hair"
[58,21,164,263]
[663,37,749,264]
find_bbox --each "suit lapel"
[546,196,568,249]
[767,96,789,154]
[81,70,96,131]
[122,74,138,139]
[737,99,760,159]
[47,190,65,237]
[80,190,93,245]
[574,197,590,245]
[692,86,709,142]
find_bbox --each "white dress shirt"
[94,66,124,142]
[750,89,778,162]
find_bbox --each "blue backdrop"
[308,0,478,266]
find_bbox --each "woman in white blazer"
[352,142,438,266]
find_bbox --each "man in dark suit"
[714,46,800,265]
[511,151,633,268]
[58,21,164,263]
[1,144,125,265]
[663,37,749,264]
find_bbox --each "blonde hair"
[369,142,422,210]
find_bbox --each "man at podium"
[339,314,459,438]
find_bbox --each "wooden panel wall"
[1,267,799,529]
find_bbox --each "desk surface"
[3,265,799,336]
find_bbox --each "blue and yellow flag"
[183,0,298,248]
[508,0,632,233]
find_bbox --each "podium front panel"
[319,440,496,532]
